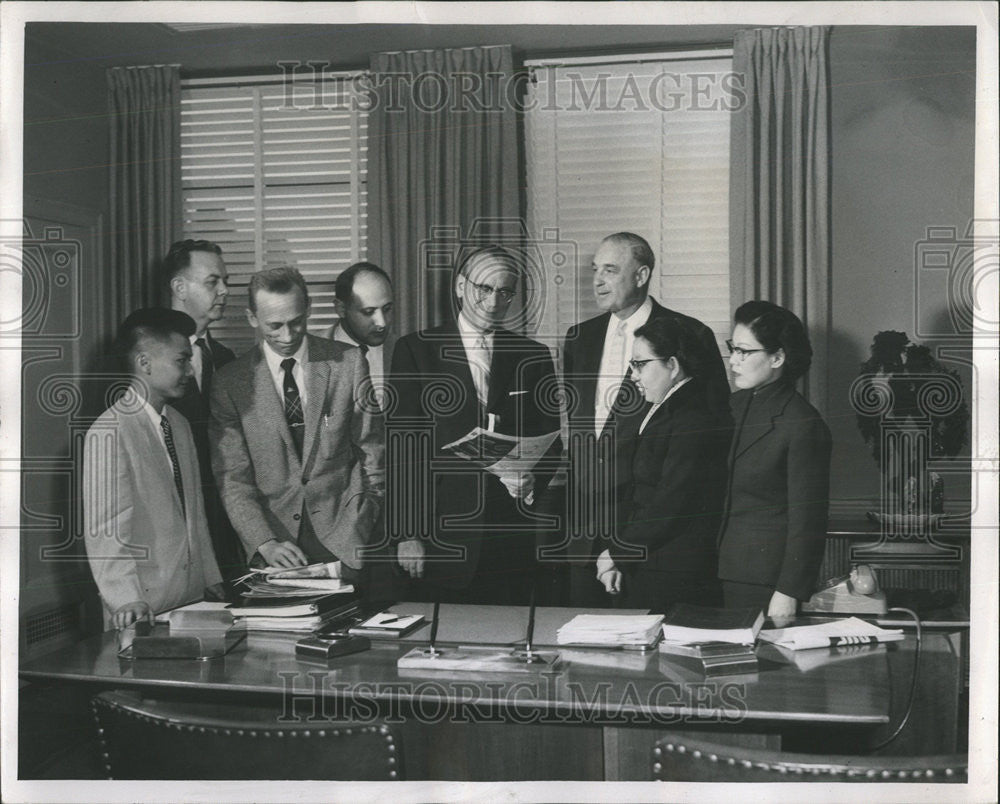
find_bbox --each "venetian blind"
[526,55,733,352]
[180,74,368,352]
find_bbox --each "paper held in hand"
[442,427,560,475]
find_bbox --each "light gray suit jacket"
[209,335,384,568]
[84,396,222,625]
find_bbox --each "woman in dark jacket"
[717,301,832,617]
[595,316,732,613]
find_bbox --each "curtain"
[367,46,521,334]
[730,27,831,411]
[108,65,182,319]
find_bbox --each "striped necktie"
[160,414,186,517]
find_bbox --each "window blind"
[525,56,733,352]
[180,74,368,352]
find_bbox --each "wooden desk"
[19,604,958,781]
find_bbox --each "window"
[525,53,733,351]
[180,73,368,352]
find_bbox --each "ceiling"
[25,22,745,74]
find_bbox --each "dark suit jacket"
[387,321,561,589]
[717,381,832,600]
[168,332,241,577]
[608,380,731,612]
[559,298,730,562]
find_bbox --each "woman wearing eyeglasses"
[717,301,832,618]
[595,316,732,613]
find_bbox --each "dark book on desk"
[662,651,760,678]
[228,594,359,619]
[658,639,757,660]
[661,604,764,645]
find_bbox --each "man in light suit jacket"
[558,232,730,606]
[389,246,561,605]
[84,308,223,629]
[162,238,242,582]
[210,266,384,579]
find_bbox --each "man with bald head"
[326,261,395,412]
[560,232,730,606]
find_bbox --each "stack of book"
[556,614,664,648]
[228,594,361,632]
[658,604,765,677]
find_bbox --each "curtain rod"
[183,70,367,87]
[525,46,732,68]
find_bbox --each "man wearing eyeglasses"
[387,246,560,605]
[559,232,730,607]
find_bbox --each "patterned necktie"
[195,337,213,397]
[469,332,491,408]
[160,414,186,517]
[281,357,304,459]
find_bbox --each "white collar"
[262,337,309,374]
[610,296,654,334]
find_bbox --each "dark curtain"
[730,27,831,412]
[108,65,182,319]
[367,45,521,335]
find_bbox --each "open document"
[442,427,560,475]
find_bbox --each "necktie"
[596,320,628,435]
[195,337,213,396]
[281,357,304,459]
[469,332,491,408]
[160,414,186,517]
[358,343,380,412]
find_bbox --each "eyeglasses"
[726,339,769,359]
[471,282,516,303]
[628,358,661,372]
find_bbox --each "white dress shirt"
[594,296,653,434]
[457,311,493,407]
[261,339,309,411]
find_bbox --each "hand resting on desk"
[112,600,153,630]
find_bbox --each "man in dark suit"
[210,266,384,581]
[325,262,395,413]
[388,246,560,605]
[163,239,243,582]
[559,232,730,606]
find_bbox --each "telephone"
[801,564,888,615]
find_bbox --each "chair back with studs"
[652,733,966,783]
[92,690,403,780]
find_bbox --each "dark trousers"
[722,580,773,612]
[568,562,615,609]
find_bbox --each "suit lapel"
[437,323,480,419]
[733,383,793,459]
[302,339,330,470]
[253,348,299,466]
[486,328,516,411]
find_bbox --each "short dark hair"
[161,239,223,290]
[634,315,705,378]
[602,232,655,275]
[334,261,392,303]
[115,307,196,371]
[247,266,310,312]
[733,300,813,382]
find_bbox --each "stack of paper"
[229,595,361,633]
[758,617,904,651]
[556,614,664,647]
[234,562,354,596]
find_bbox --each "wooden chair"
[92,690,403,780]
[652,733,966,783]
